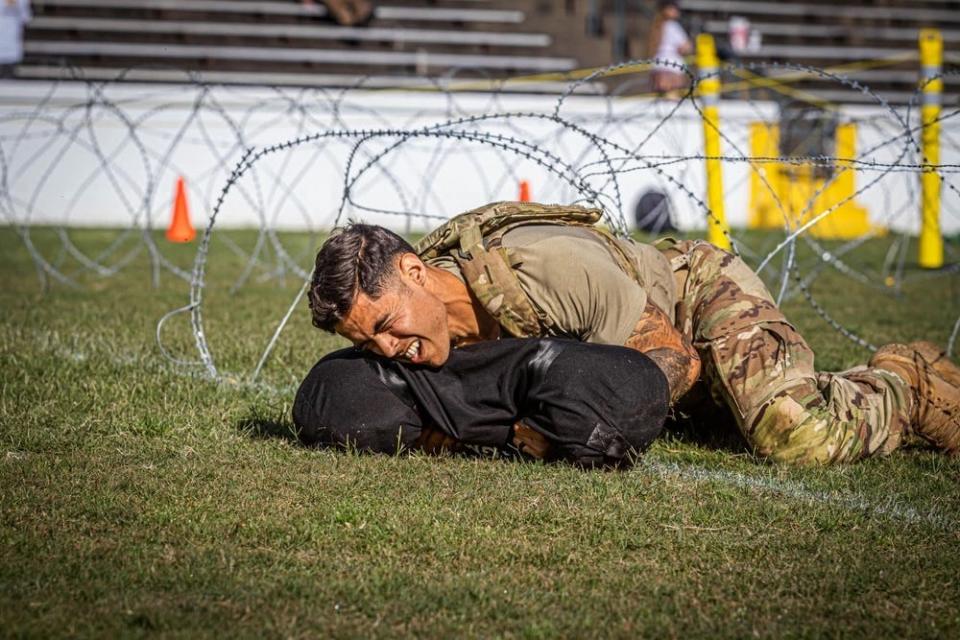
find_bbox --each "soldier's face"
[335,258,451,367]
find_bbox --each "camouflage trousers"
[665,240,914,464]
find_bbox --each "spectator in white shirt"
[0,0,30,78]
[647,1,692,96]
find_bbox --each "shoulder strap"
[455,216,545,337]
[415,201,603,259]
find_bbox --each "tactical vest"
[415,201,643,338]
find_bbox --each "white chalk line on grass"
[644,459,959,532]
[11,327,960,532]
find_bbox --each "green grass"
[1,227,959,638]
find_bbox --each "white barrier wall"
[1,79,957,235]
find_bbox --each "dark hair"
[308,224,415,333]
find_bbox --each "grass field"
[2,227,959,638]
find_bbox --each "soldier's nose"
[371,334,398,357]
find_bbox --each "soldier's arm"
[624,301,700,403]
[416,422,552,460]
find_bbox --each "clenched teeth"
[404,339,421,360]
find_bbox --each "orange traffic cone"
[518,180,531,203]
[166,176,195,243]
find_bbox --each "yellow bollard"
[696,33,730,250]
[918,29,943,269]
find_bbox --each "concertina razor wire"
[0,58,958,384]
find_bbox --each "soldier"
[293,338,669,468]
[307,201,960,465]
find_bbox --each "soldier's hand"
[512,422,552,459]
[414,426,462,455]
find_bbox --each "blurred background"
[7,0,958,100]
[1,0,958,242]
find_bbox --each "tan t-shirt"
[427,225,677,346]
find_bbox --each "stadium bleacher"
[12,0,960,102]
[19,0,579,88]
[685,0,960,103]
[576,0,960,103]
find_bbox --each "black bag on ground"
[293,338,668,466]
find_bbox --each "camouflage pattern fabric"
[415,201,606,260]
[667,240,914,464]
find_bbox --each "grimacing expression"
[334,255,451,367]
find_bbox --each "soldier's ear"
[397,252,427,286]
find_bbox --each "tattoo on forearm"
[625,301,701,403]
[644,347,698,403]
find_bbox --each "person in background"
[301,0,373,27]
[647,0,692,96]
[0,0,31,78]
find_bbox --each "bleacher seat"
[683,0,960,102]
[14,0,960,102]
[18,0,576,88]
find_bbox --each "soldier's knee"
[748,393,860,465]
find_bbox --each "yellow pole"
[696,33,730,250]
[918,29,943,269]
